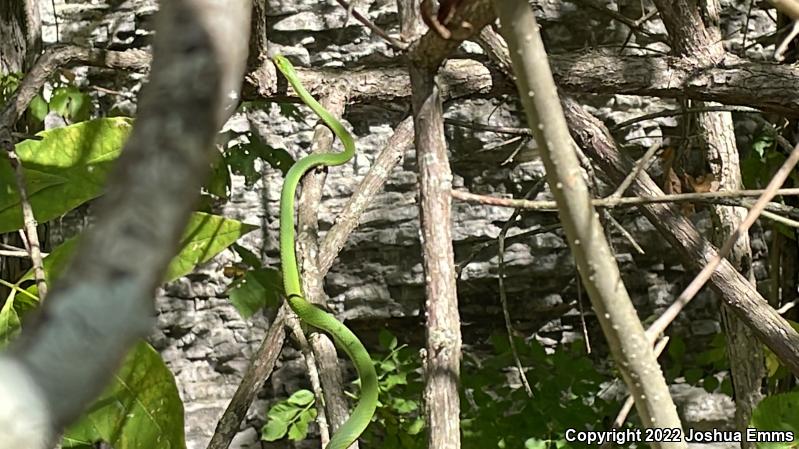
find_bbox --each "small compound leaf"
[267,402,302,423]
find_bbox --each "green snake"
[273,54,378,449]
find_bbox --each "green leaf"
[0,118,132,233]
[262,394,312,442]
[684,368,703,385]
[525,438,549,449]
[668,336,685,361]
[163,212,257,282]
[703,375,719,393]
[268,402,302,422]
[288,408,317,441]
[750,392,799,449]
[261,417,290,442]
[227,267,282,318]
[50,86,91,122]
[18,213,255,309]
[205,154,230,198]
[407,418,424,435]
[390,397,418,414]
[62,341,185,449]
[751,132,775,159]
[232,243,262,269]
[379,328,398,351]
[29,94,48,122]
[383,373,408,390]
[287,389,315,407]
[226,131,295,185]
[0,293,21,348]
[18,238,78,293]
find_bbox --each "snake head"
[272,54,298,79]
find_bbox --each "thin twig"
[0,278,41,302]
[576,279,592,354]
[569,0,661,40]
[778,301,797,315]
[604,211,645,254]
[611,105,762,132]
[287,315,331,447]
[609,142,662,199]
[3,146,47,300]
[645,141,799,341]
[444,118,533,136]
[333,0,408,50]
[207,304,290,449]
[451,187,799,210]
[0,249,48,258]
[760,209,799,228]
[51,0,60,43]
[497,181,545,398]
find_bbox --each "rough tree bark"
[0,0,41,302]
[652,0,764,437]
[405,1,493,448]
[563,98,799,376]
[0,0,41,73]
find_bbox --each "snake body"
[273,54,378,449]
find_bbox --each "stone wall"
[35,1,780,448]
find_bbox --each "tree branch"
[0,1,250,446]
[495,1,685,444]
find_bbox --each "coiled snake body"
[274,54,378,449]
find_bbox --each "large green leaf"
[164,212,257,282]
[0,117,132,233]
[750,392,799,449]
[61,341,186,449]
[17,212,256,305]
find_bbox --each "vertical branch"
[0,0,42,303]
[0,0,42,73]
[207,304,289,449]
[494,0,685,445]
[247,0,267,67]
[652,0,764,435]
[409,63,462,449]
[294,87,357,445]
[401,3,492,448]
[3,147,47,300]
